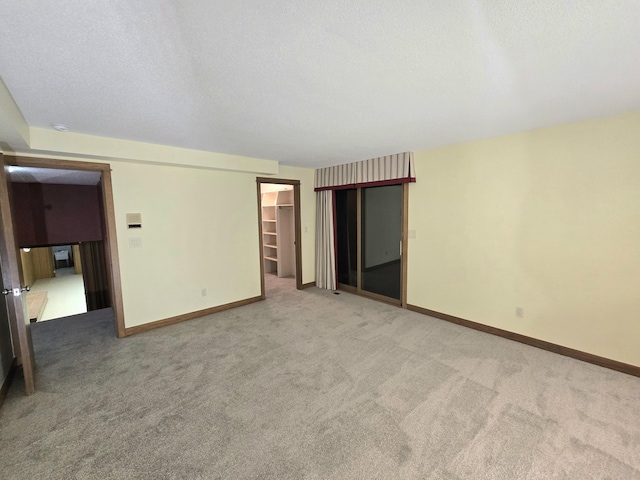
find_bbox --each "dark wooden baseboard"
[407,304,640,378]
[125,296,263,336]
[0,359,17,409]
[301,281,316,289]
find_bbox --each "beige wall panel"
[407,111,640,366]
[110,162,263,328]
[109,162,313,329]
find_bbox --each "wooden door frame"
[401,182,409,308]
[5,155,126,339]
[256,178,303,297]
[0,153,36,394]
[336,183,409,308]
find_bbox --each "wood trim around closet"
[293,184,303,290]
[256,183,266,299]
[256,177,304,296]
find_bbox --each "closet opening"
[256,178,303,297]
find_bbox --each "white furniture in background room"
[54,250,69,268]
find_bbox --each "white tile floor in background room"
[29,270,87,321]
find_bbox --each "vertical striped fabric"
[314,161,355,189]
[354,151,413,185]
[314,151,414,190]
[315,190,336,290]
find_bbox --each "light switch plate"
[126,213,142,229]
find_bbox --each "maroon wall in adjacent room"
[13,183,103,247]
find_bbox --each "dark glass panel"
[335,189,357,287]
[361,185,402,300]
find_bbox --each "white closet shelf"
[261,188,294,278]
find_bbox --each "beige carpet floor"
[1,276,639,479]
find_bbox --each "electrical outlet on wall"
[515,307,524,318]
[201,288,207,297]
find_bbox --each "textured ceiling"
[1,1,639,168]
[9,166,101,186]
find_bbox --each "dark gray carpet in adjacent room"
[1,275,640,479]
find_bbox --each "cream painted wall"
[111,162,262,328]
[273,165,316,286]
[407,111,640,366]
[111,162,316,328]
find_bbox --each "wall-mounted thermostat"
[126,213,142,229]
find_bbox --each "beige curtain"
[315,190,336,290]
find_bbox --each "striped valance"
[314,152,415,191]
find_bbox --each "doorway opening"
[9,163,116,329]
[1,155,125,395]
[5,156,125,337]
[256,178,302,297]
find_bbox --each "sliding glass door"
[336,184,405,304]
[361,184,403,300]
